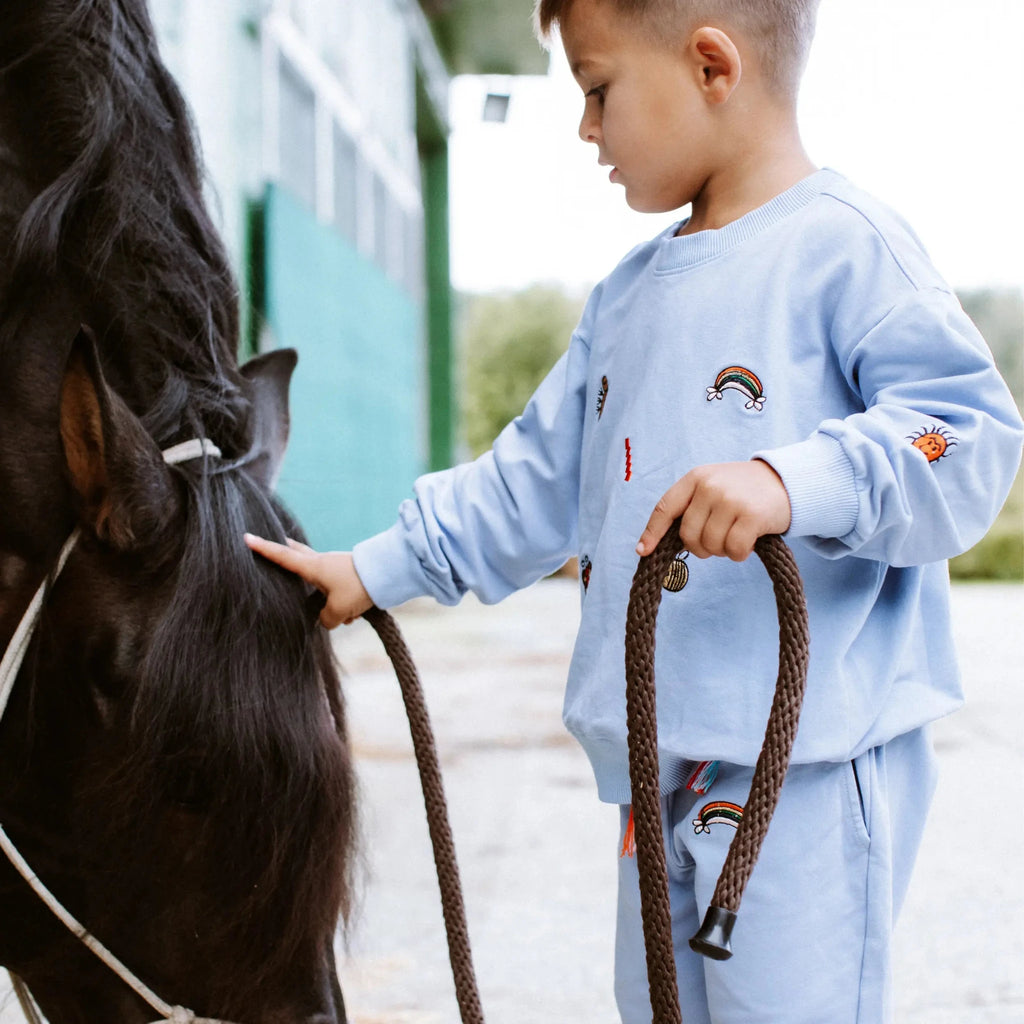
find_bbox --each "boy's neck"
[679,127,817,237]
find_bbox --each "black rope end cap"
[689,906,736,961]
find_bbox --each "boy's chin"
[623,189,684,216]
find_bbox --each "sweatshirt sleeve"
[352,327,591,608]
[756,284,1024,566]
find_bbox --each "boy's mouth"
[599,158,619,182]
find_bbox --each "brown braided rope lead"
[363,606,485,1024]
[624,522,809,1021]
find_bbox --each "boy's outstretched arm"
[243,534,373,628]
[636,460,792,561]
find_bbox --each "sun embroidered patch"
[908,424,958,463]
[692,800,744,835]
[662,551,689,592]
[596,375,609,419]
[706,366,766,411]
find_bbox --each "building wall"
[150,0,442,549]
[262,185,424,547]
[149,0,264,274]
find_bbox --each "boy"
[245,0,1024,1019]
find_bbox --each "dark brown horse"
[0,1,357,1020]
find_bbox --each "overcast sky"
[449,0,1024,295]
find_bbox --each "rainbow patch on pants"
[693,800,744,835]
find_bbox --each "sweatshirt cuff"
[754,432,860,540]
[352,523,431,610]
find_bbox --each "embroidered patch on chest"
[580,554,592,592]
[692,800,744,835]
[596,375,609,419]
[706,366,766,412]
[907,424,958,463]
[662,551,689,592]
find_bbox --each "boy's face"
[561,0,715,214]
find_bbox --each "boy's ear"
[688,26,742,102]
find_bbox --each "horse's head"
[0,331,355,1023]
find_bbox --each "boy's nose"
[578,112,599,144]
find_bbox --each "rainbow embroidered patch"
[692,800,744,835]
[706,366,766,411]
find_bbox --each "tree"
[458,284,585,457]
[958,287,1023,408]
[951,288,1023,580]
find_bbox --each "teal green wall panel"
[262,185,425,550]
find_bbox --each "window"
[332,123,358,243]
[277,57,317,211]
[263,8,425,297]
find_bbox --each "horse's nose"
[299,964,346,1024]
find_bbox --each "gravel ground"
[2,581,1021,1023]
[332,580,1024,1024]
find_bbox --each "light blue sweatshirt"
[354,169,1024,804]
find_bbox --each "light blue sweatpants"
[614,727,937,1024]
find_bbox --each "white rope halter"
[1,439,240,1024]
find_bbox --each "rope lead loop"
[624,523,809,1018]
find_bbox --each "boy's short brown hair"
[535,0,821,99]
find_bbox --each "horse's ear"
[240,348,298,492]
[59,327,181,551]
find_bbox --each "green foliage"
[949,465,1023,581]
[949,288,1024,580]
[959,288,1023,409]
[458,285,585,456]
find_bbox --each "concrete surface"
[2,581,1021,1023]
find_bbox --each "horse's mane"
[1,0,357,1003]
[74,465,358,1001]
[0,0,248,455]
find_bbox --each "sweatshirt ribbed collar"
[655,168,840,273]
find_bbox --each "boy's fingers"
[244,532,317,582]
[285,538,315,555]
[636,477,695,555]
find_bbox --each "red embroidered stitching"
[624,438,632,481]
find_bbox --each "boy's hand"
[636,460,791,562]
[243,534,374,628]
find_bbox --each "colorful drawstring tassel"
[622,761,719,859]
[686,759,720,795]
[621,806,636,859]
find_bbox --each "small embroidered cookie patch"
[908,424,958,463]
[662,551,689,593]
[693,800,744,835]
[706,366,766,412]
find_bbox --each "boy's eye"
[585,85,607,104]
